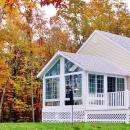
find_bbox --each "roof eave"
[37,51,87,79]
[37,51,61,78]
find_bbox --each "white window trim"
[44,58,60,76]
[88,73,104,93]
[44,75,60,79]
[45,77,60,100]
[107,75,126,92]
[64,71,83,76]
[64,72,83,100]
[45,99,60,102]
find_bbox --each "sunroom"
[37,51,129,112]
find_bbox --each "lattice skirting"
[42,111,85,122]
[42,110,130,123]
[86,110,130,123]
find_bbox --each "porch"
[87,91,130,110]
[42,90,130,123]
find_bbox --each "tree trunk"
[31,70,35,122]
[0,78,10,122]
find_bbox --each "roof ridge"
[96,30,130,40]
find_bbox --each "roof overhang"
[37,51,130,79]
[37,51,86,78]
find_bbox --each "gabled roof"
[37,51,129,78]
[77,30,130,53]
[97,30,130,52]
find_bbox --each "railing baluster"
[88,91,127,110]
[107,91,126,108]
[121,92,122,106]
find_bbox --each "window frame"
[44,59,61,106]
[65,73,82,98]
[64,72,83,105]
[45,59,60,77]
[65,58,82,74]
[107,76,125,92]
[88,73,104,94]
[64,58,83,105]
[45,77,60,100]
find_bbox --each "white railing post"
[86,73,89,109]
[125,90,129,109]
[125,77,129,109]
[104,75,107,109]
[82,72,87,109]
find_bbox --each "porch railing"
[87,91,128,110]
[107,91,125,107]
[88,93,105,106]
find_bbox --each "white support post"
[60,57,65,107]
[125,77,129,109]
[86,73,89,110]
[82,71,87,107]
[104,75,108,109]
[83,72,88,122]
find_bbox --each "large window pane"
[46,78,59,99]
[97,75,104,93]
[88,74,96,93]
[45,60,60,77]
[88,74,104,93]
[107,77,116,92]
[65,74,82,98]
[117,78,124,91]
[65,59,82,73]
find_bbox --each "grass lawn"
[0,123,130,130]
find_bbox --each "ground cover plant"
[0,123,130,130]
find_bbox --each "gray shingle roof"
[60,51,129,76]
[97,30,130,52]
[37,51,129,78]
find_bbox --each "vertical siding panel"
[78,33,130,89]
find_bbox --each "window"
[88,74,96,93]
[45,101,60,106]
[88,74,104,93]
[97,75,104,93]
[117,78,125,91]
[64,59,82,106]
[45,60,60,77]
[44,59,60,106]
[107,77,125,92]
[65,59,82,73]
[65,100,82,105]
[107,77,116,92]
[45,78,60,99]
[65,74,82,98]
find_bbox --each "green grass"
[0,122,130,130]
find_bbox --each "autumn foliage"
[0,0,130,122]
[40,0,64,7]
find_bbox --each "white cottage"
[37,30,130,123]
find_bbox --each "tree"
[58,0,86,46]
[58,0,130,45]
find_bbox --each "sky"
[42,0,130,18]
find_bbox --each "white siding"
[127,77,130,90]
[78,33,130,73]
[78,32,130,89]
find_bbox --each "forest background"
[0,0,130,122]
